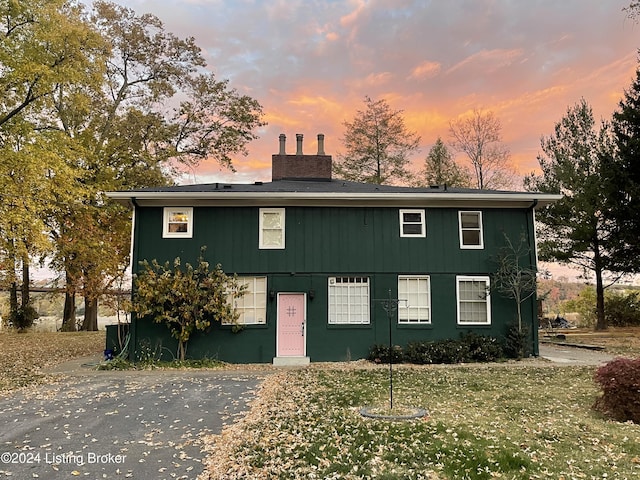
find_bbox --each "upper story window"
[259,208,285,249]
[163,207,193,238]
[399,209,426,237]
[459,211,483,249]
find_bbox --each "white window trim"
[398,275,431,324]
[163,207,193,238]
[259,208,285,249]
[399,209,426,238]
[458,211,484,249]
[224,276,267,325]
[456,275,491,325]
[328,276,370,325]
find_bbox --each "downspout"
[128,197,140,362]
[527,199,539,356]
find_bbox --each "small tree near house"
[492,232,538,358]
[131,248,245,361]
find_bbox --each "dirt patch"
[540,326,640,356]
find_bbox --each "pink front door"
[277,293,306,357]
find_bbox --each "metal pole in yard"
[374,289,405,411]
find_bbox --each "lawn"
[0,330,105,395]
[200,365,640,480]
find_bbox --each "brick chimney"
[272,133,332,181]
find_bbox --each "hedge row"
[367,332,512,365]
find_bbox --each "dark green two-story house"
[108,133,559,364]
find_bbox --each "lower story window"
[328,276,370,325]
[457,276,491,325]
[398,275,431,324]
[225,276,267,325]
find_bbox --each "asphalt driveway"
[0,344,616,479]
[0,362,264,479]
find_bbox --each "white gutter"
[107,190,562,209]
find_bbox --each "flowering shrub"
[593,357,640,423]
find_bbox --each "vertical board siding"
[131,205,537,363]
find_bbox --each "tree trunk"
[61,290,77,332]
[21,257,30,309]
[81,296,99,331]
[8,281,18,324]
[594,246,607,331]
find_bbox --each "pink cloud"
[409,61,442,80]
[446,49,526,75]
[105,0,640,186]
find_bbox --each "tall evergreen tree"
[334,96,420,185]
[607,64,640,273]
[525,99,617,330]
[415,137,471,187]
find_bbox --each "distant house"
[108,133,559,364]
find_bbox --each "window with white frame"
[259,208,285,249]
[398,275,431,324]
[399,209,426,237]
[328,277,370,325]
[163,207,193,238]
[459,211,483,248]
[456,276,491,325]
[225,276,267,325]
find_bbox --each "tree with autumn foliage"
[0,0,104,328]
[43,1,264,330]
[132,250,245,361]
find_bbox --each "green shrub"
[430,339,470,364]
[9,305,38,330]
[504,324,530,359]
[402,335,503,365]
[461,332,504,362]
[605,291,640,327]
[404,341,435,364]
[593,357,640,423]
[367,344,403,364]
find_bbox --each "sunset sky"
[110,0,639,187]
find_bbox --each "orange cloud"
[409,61,441,80]
[446,48,525,75]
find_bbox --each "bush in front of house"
[368,344,404,364]
[461,332,504,362]
[368,333,504,365]
[503,324,530,360]
[593,357,640,423]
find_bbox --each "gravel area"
[538,343,616,365]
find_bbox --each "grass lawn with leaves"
[201,365,640,480]
[0,330,105,395]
